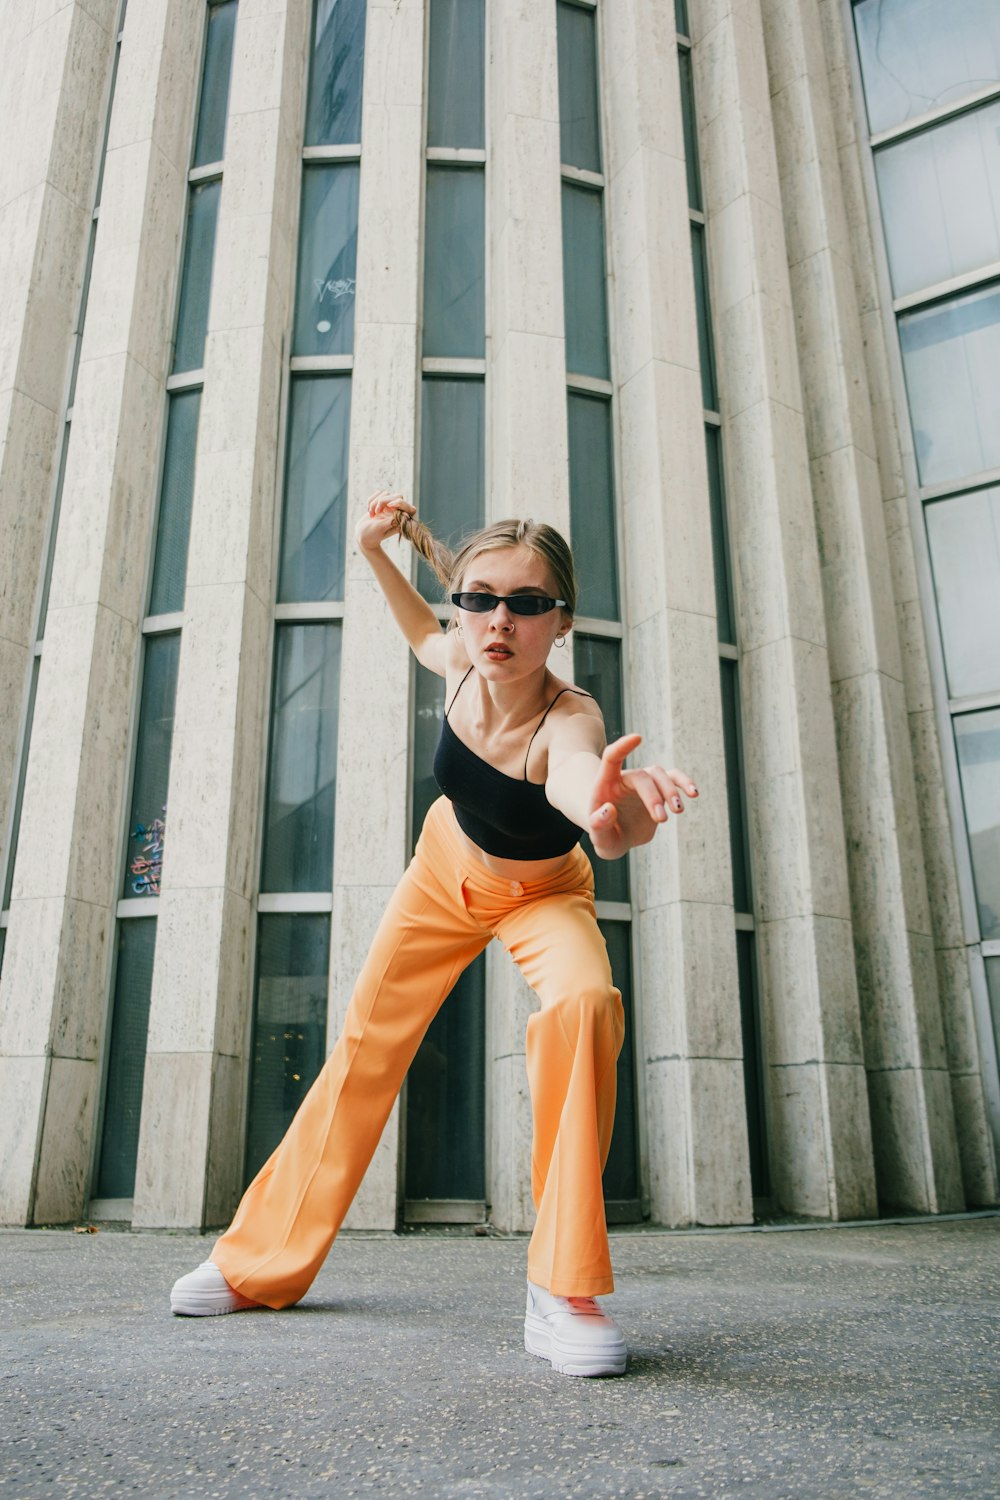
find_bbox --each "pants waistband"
[420,796,592,900]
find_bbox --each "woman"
[171,492,697,1378]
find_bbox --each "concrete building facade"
[1,0,997,1234]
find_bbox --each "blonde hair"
[396,514,578,618]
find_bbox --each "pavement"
[1,1215,998,1499]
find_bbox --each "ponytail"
[395,511,455,591]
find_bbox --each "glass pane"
[691,221,718,411]
[737,930,769,1199]
[279,376,352,604]
[173,180,221,375]
[899,283,1000,488]
[149,390,201,617]
[404,959,486,1200]
[95,917,157,1198]
[562,182,610,380]
[600,919,639,1214]
[423,166,485,358]
[678,46,702,212]
[124,633,180,900]
[417,378,485,600]
[261,623,342,893]
[305,0,366,147]
[573,633,629,904]
[985,956,1000,1071]
[427,0,484,150]
[245,913,329,1182]
[557,1,602,174]
[954,708,1000,941]
[925,486,1000,700]
[293,164,359,357]
[568,391,619,620]
[854,0,1000,136]
[413,667,446,847]
[720,658,752,913]
[675,0,690,35]
[875,102,1000,299]
[192,0,237,167]
[2,659,39,911]
[706,425,735,645]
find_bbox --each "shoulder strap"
[522,687,593,780]
[445,665,475,719]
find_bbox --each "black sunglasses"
[451,591,568,617]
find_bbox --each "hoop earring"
[555,634,567,649]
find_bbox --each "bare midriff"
[451,819,576,884]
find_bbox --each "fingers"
[366,489,414,518]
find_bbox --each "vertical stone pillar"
[759,0,965,1213]
[0,0,203,1224]
[333,0,426,1230]
[812,0,996,1204]
[602,0,751,1226]
[0,0,116,900]
[485,0,571,1232]
[489,0,569,525]
[691,0,877,1218]
[132,0,310,1229]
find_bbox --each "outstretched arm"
[355,491,451,676]
[546,712,698,861]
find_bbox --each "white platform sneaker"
[170,1261,260,1317]
[524,1280,627,1377]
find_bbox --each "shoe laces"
[566,1296,601,1316]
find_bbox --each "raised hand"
[355,489,416,553]
[588,734,698,860]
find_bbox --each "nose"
[490,600,515,631]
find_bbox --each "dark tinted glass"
[279,376,352,603]
[423,166,485,358]
[562,182,610,379]
[705,425,735,645]
[245,913,329,1181]
[192,0,237,167]
[427,0,484,149]
[568,391,618,620]
[149,390,201,617]
[417,378,485,600]
[720,658,752,913]
[600,919,639,1214]
[691,221,718,411]
[173,180,221,374]
[305,0,366,146]
[557,0,601,173]
[737,929,769,1198]
[124,633,180,899]
[678,46,702,211]
[260,623,342,893]
[293,164,359,357]
[95,918,157,1197]
[573,633,629,904]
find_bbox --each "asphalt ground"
[1,1215,998,1499]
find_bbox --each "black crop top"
[433,669,592,860]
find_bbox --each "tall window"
[557,0,640,1219]
[95,0,238,1202]
[676,0,769,1197]
[404,0,487,1221]
[244,0,365,1181]
[851,0,1000,1102]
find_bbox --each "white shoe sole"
[524,1312,627,1377]
[170,1280,259,1317]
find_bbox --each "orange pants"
[213,796,625,1307]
